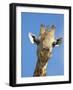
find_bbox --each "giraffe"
[28,24,62,76]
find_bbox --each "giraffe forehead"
[40,30,55,38]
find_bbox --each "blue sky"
[21,12,64,77]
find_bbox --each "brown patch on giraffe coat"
[33,66,46,76]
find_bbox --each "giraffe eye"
[52,42,56,47]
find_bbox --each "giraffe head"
[29,24,62,61]
[28,24,62,76]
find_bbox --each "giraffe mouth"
[39,48,50,58]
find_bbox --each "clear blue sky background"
[21,12,64,77]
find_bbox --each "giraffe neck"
[33,58,48,76]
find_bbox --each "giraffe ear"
[28,32,40,45]
[56,38,63,46]
[40,24,45,35]
[52,38,62,47]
